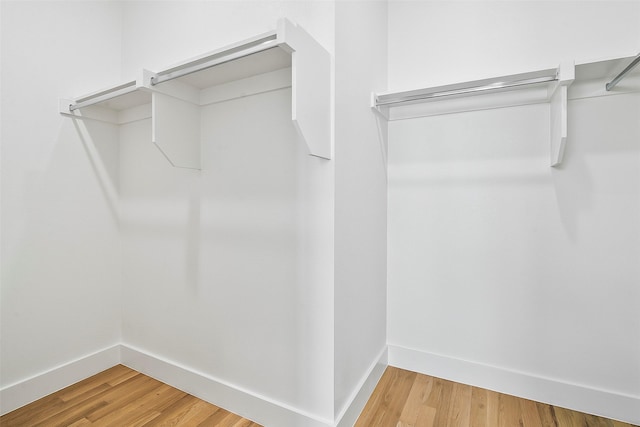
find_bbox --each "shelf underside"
[569,55,640,100]
[82,47,292,113]
[575,55,640,82]
[94,90,152,111]
[175,46,291,89]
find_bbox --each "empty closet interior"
[55,18,335,422]
[1,1,639,426]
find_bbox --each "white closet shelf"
[60,19,332,169]
[68,81,150,111]
[374,68,559,111]
[373,53,640,167]
[570,53,640,100]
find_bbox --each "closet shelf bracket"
[549,61,574,167]
[371,65,572,168]
[372,52,640,169]
[60,18,332,170]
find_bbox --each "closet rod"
[69,81,137,111]
[606,54,640,91]
[375,72,558,107]
[150,34,280,86]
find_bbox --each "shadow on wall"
[552,94,640,242]
[0,115,123,388]
[72,118,120,223]
[185,195,201,291]
[550,150,593,243]
[387,95,640,379]
[68,88,331,414]
[71,114,204,291]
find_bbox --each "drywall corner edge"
[334,346,388,427]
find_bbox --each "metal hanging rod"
[606,54,640,91]
[69,81,137,111]
[375,69,558,107]
[150,34,281,86]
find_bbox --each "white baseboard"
[1,342,381,426]
[0,345,121,415]
[6,344,636,425]
[120,344,333,427]
[388,344,640,425]
[335,346,388,427]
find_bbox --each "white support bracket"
[371,92,389,169]
[152,92,201,170]
[142,68,202,170]
[59,19,332,170]
[278,19,332,160]
[549,61,575,167]
[370,92,389,121]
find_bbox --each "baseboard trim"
[0,344,121,415]
[388,344,640,425]
[335,346,388,427]
[120,344,333,427]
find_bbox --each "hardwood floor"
[354,366,638,427]
[0,365,261,427]
[2,365,636,426]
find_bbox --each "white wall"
[388,0,640,91]
[119,90,335,422]
[333,0,388,423]
[387,1,640,424]
[0,0,123,404]
[120,1,335,81]
[10,1,635,424]
[117,2,336,424]
[0,2,339,423]
[1,1,386,424]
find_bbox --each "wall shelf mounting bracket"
[60,18,332,170]
[549,61,574,167]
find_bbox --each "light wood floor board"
[3,365,637,427]
[0,365,262,427]
[354,366,638,427]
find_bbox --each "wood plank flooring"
[2,365,637,426]
[354,366,638,427]
[0,365,261,427]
